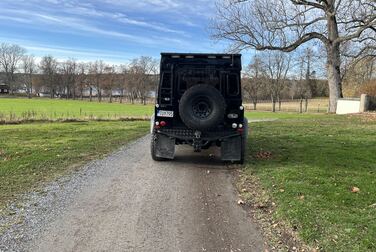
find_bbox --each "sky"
[0,0,230,64]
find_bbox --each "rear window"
[227,74,239,96]
[177,67,220,94]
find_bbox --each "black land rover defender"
[151,53,248,163]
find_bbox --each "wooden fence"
[244,98,329,113]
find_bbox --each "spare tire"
[179,84,226,131]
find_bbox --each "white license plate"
[157,110,174,118]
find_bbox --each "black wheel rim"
[192,97,212,119]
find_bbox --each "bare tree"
[294,49,314,112]
[243,55,266,109]
[119,64,128,103]
[60,59,77,99]
[39,55,58,98]
[103,65,116,103]
[0,43,26,94]
[213,0,376,112]
[76,63,88,100]
[89,60,105,102]
[21,55,36,99]
[129,56,158,105]
[264,51,291,112]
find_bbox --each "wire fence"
[244,98,329,113]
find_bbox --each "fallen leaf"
[299,195,305,200]
[351,186,360,193]
[241,188,248,193]
[279,189,285,193]
[237,199,245,205]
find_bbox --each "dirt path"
[3,135,265,252]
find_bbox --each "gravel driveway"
[1,135,265,252]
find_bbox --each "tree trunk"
[271,95,276,112]
[299,98,303,113]
[89,87,92,102]
[326,46,342,113]
[120,89,124,103]
[326,11,343,113]
[109,90,113,103]
[253,101,257,110]
[305,98,308,112]
[28,83,32,99]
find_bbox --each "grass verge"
[240,114,376,251]
[0,121,149,208]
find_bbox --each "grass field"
[0,121,149,208]
[0,97,328,123]
[242,114,376,251]
[0,98,154,121]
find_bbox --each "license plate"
[157,110,174,118]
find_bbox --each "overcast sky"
[0,0,230,64]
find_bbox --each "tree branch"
[255,32,329,52]
[335,18,376,43]
[290,0,325,10]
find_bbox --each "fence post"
[359,94,369,112]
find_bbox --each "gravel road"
[1,135,265,252]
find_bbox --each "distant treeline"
[1,42,374,107]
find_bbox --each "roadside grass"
[0,98,153,121]
[0,121,149,209]
[243,114,376,251]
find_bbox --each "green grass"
[244,114,376,251]
[0,98,153,121]
[0,97,328,122]
[0,121,149,208]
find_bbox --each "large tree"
[21,55,36,99]
[129,56,158,105]
[213,0,376,112]
[243,55,266,110]
[0,43,26,93]
[264,51,292,112]
[60,59,77,99]
[39,55,58,98]
[89,60,105,102]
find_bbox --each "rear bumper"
[155,128,241,141]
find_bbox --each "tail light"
[160,121,167,127]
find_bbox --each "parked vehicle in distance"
[151,53,247,163]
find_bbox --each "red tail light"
[160,121,167,127]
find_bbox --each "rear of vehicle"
[151,53,247,163]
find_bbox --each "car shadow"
[173,145,238,169]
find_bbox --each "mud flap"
[221,136,241,162]
[155,133,175,159]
